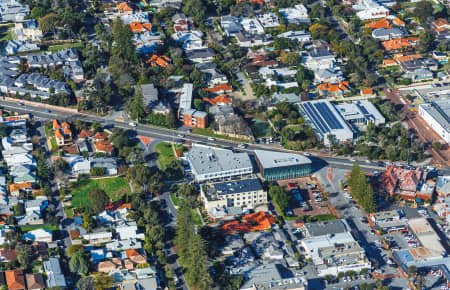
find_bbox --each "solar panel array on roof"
[302,102,328,134]
[315,102,343,130]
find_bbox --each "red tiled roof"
[221,212,276,233]
[117,2,133,12]
[9,182,32,193]
[361,88,374,95]
[93,132,108,140]
[52,119,61,129]
[61,121,70,128]
[203,84,232,93]
[365,18,392,29]
[381,37,418,51]
[380,165,424,196]
[95,140,114,153]
[203,95,232,105]
[5,269,25,290]
[316,82,350,93]
[55,129,64,138]
[79,130,94,139]
[393,17,405,26]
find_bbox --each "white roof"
[83,231,112,240]
[179,83,193,110]
[254,150,311,169]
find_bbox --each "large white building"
[200,178,267,213]
[335,100,386,126]
[279,4,310,24]
[419,98,450,144]
[300,220,371,276]
[185,144,253,182]
[353,0,390,20]
[298,100,354,145]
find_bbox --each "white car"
[207,137,216,141]
[129,122,137,127]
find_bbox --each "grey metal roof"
[213,178,263,195]
[304,219,349,237]
[254,150,311,170]
[186,144,252,176]
[421,98,450,132]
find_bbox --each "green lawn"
[155,142,176,170]
[170,193,180,206]
[21,225,59,232]
[70,177,131,208]
[191,128,249,143]
[64,207,74,218]
[191,209,203,225]
[46,42,83,52]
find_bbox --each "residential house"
[203,84,233,95]
[9,182,32,197]
[5,270,25,290]
[14,73,70,95]
[0,249,18,262]
[23,229,52,243]
[257,13,280,28]
[203,95,232,106]
[221,16,241,36]
[0,0,29,22]
[381,37,418,51]
[83,231,113,244]
[314,68,345,84]
[436,176,450,197]
[66,155,90,176]
[403,68,434,82]
[279,4,310,24]
[53,120,72,147]
[365,18,392,29]
[98,259,123,273]
[186,48,215,63]
[14,20,43,41]
[195,62,228,85]
[277,30,312,43]
[135,267,159,290]
[380,164,430,200]
[399,57,438,72]
[240,18,265,35]
[25,273,45,290]
[117,2,133,14]
[432,51,448,64]
[126,249,148,265]
[106,238,143,251]
[116,223,145,240]
[372,27,406,40]
[143,54,170,68]
[95,140,114,155]
[129,22,152,33]
[90,157,118,175]
[302,49,336,71]
[78,129,94,141]
[120,12,149,25]
[178,109,208,128]
[172,13,192,32]
[32,241,48,260]
[316,82,350,97]
[44,258,67,288]
[3,40,39,55]
[235,33,273,48]
[172,31,204,50]
[431,18,450,35]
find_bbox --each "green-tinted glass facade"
[262,164,311,181]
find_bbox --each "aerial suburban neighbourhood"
[0,0,447,289]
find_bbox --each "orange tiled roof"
[393,17,405,26]
[79,130,94,139]
[382,59,397,66]
[203,84,232,93]
[434,18,449,28]
[380,164,424,195]
[93,132,108,140]
[143,23,152,30]
[117,2,133,12]
[52,119,61,129]
[63,127,72,135]
[126,249,141,258]
[9,182,32,193]
[221,212,276,233]
[95,140,114,153]
[394,53,422,62]
[381,37,418,51]
[117,203,131,210]
[61,121,70,128]
[316,82,350,93]
[203,95,232,105]
[129,22,146,33]
[5,269,25,290]
[365,18,392,29]
[55,129,64,138]
[144,54,170,67]
[361,88,373,95]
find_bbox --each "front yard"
[155,142,176,170]
[70,177,131,209]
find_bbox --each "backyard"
[250,115,271,138]
[69,177,131,209]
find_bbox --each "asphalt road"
[1,99,448,175]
